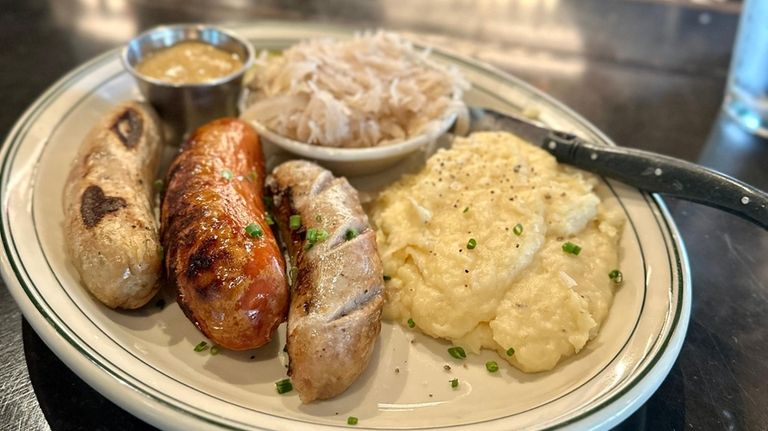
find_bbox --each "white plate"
[0,22,690,431]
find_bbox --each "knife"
[463,107,768,230]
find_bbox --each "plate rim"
[0,20,692,431]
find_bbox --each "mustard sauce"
[136,41,243,84]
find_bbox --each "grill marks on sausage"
[110,108,143,149]
[187,246,215,279]
[185,236,230,299]
[329,283,380,322]
[80,185,126,228]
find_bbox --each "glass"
[723,0,768,137]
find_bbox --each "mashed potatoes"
[370,132,624,372]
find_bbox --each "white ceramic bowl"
[245,104,464,177]
[247,112,458,176]
[240,64,470,177]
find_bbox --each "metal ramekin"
[122,24,254,143]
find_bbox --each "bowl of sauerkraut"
[240,31,469,176]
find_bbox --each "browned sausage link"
[268,160,384,402]
[161,118,288,350]
[62,101,162,310]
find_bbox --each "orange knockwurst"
[161,118,288,350]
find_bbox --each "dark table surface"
[1,0,767,430]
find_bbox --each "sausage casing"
[161,118,288,350]
[62,101,163,309]
[268,160,384,402]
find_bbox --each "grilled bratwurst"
[268,160,384,402]
[162,119,288,350]
[63,101,163,309]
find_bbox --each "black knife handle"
[544,132,768,229]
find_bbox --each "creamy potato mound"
[370,132,624,372]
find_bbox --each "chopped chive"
[347,416,358,425]
[289,214,301,230]
[156,245,164,259]
[305,228,329,250]
[485,361,499,373]
[562,241,582,255]
[246,170,258,182]
[265,213,275,226]
[245,223,263,238]
[466,238,477,249]
[194,341,208,352]
[407,318,416,328]
[263,195,273,208]
[315,214,323,222]
[609,269,623,284]
[210,345,220,355]
[448,346,466,359]
[221,168,233,181]
[153,179,164,192]
[463,206,469,213]
[450,378,459,388]
[306,228,318,242]
[513,223,523,236]
[275,378,293,394]
[383,275,392,281]
[506,347,515,356]
[345,228,359,241]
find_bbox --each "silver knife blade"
[465,107,555,146]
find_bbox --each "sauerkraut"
[242,31,468,148]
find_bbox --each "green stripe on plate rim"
[0,22,690,430]
[0,52,241,430]
[32,82,653,422]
